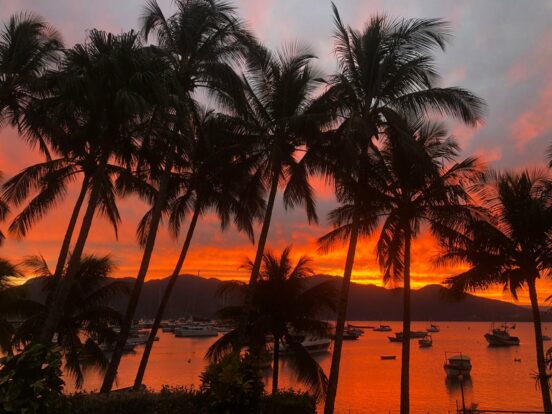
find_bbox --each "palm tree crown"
[15,254,128,388]
[0,12,62,134]
[208,246,336,400]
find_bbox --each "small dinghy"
[418,334,433,348]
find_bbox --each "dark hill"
[21,274,547,322]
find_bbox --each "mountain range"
[22,274,549,322]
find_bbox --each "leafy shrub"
[0,344,64,414]
[261,390,316,414]
[61,387,316,414]
[61,387,203,414]
[200,353,265,414]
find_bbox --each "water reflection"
[445,376,474,411]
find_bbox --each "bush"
[61,388,316,414]
[200,353,265,414]
[0,344,65,414]
[61,387,203,414]
[261,390,316,414]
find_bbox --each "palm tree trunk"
[238,167,279,351]
[100,159,173,394]
[324,206,361,414]
[400,226,412,414]
[38,160,107,344]
[272,334,280,394]
[53,174,90,281]
[248,167,279,289]
[40,175,90,321]
[527,277,552,413]
[132,205,200,390]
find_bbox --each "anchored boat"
[388,331,427,342]
[426,324,440,333]
[444,352,472,377]
[484,324,520,347]
[279,336,331,355]
[418,334,433,348]
[174,325,218,337]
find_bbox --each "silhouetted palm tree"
[212,40,331,324]
[100,0,251,392]
[317,5,485,413]
[375,121,481,414]
[39,29,162,345]
[443,170,552,413]
[0,170,8,245]
[0,12,62,156]
[14,254,128,388]
[0,257,28,353]
[207,246,336,400]
[132,110,264,390]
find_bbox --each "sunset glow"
[1,0,552,305]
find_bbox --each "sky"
[1,0,552,303]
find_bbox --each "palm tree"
[0,257,28,354]
[38,29,163,345]
[0,170,8,245]
[211,40,331,319]
[13,254,129,388]
[207,246,336,400]
[132,110,264,390]
[442,169,552,413]
[100,0,251,392]
[374,120,481,414]
[0,12,62,156]
[316,5,486,413]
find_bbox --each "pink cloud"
[511,81,552,149]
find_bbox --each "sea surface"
[65,321,552,413]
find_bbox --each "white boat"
[278,336,331,355]
[444,353,472,377]
[426,324,440,333]
[373,324,392,332]
[174,325,218,337]
[137,319,154,329]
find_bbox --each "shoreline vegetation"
[0,1,551,413]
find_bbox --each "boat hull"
[175,329,218,337]
[444,365,471,377]
[484,333,520,347]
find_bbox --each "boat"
[279,336,331,355]
[346,324,364,336]
[381,355,396,360]
[484,324,520,347]
[348,324,374,329]
[137,319,154,329]
[174,325,218,337]
[388,331,427,342]
[444,353,472,377]
[388,335,402,343]
[373,324,392,332]
[418,334,433,348]
[343,328,361,340]
[100,342,135,353]
[426,324,440,333]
